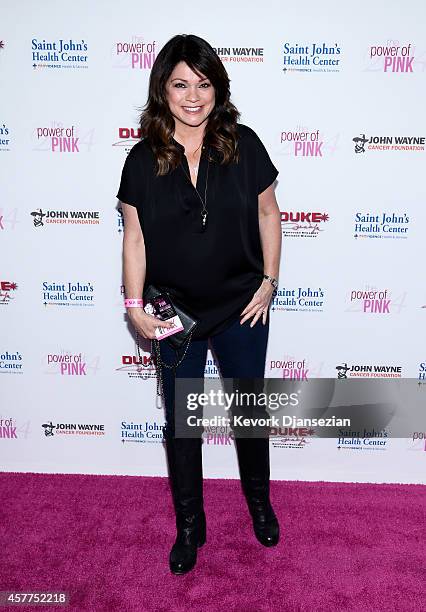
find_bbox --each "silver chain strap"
[136,331,193,396]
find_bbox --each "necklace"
[180,147,210,232]
[187,141,203,174]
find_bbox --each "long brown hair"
[140,34,240,175]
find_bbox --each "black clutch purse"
[140,285,199,397]
[142,284,198,349]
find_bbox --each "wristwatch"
[263,274,278,289]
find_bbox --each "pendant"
[201,211,208,231]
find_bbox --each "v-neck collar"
[172,136,208,192]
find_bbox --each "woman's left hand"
[240,279,275,327]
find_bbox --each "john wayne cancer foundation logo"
[112,37,156,69]
[283,42,342,73]
[336,362,402,379]
[32,38,88,69]
[213,45,264,63]
[30,208,100,228]
[354,212,409,239]
[281,211,329,238]
[42,421,104,437]
[353,133,424,153]
[42,281,94,307]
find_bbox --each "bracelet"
[124,298,144,308]
[263,274,278,289]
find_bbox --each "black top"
[116,123,279,339]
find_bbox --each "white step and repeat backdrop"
[1,0,425,483]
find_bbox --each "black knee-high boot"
[234,436,279,546]
[163,429,206,574]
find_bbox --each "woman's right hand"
[127,309,174,340]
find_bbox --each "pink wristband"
[124,298,144,308]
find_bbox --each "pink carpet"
[0,472,425,612]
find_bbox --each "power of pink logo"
[281,129,323,156]
[0,417,17,439]
[369,42,414,72]
[47,352,87,375]
[114,39,156,69]
[350,289,390,313]
[36,125,78,152]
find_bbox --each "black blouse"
[116,123,278,339]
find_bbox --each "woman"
[117,34,282,575]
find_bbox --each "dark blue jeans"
[158,316,270,435]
